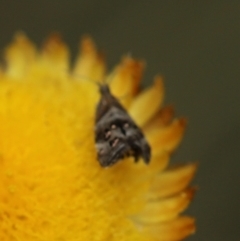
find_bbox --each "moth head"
[98,84,111,96]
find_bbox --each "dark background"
[0,1,239,240]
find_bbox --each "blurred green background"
[0,1,239,240]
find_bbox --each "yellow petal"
[135,188,195,223]
[148,164,197,199]
[147,118,187,156]
[129,76,164,127]
[140,216,195,241]
[129,151,170,178]
[73,36,106,82]
[108,56,145,108]
[148,151,170,174]
[4,33,36,78]
[40,33,70,73]
[143,105,175,132]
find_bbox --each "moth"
[95,83,151,167]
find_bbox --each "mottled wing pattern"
[95,84,151,167]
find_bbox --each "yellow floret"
[0,33,196,241]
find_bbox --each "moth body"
[95,84,151,167]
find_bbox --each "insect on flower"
[95,83,151,167]
[0,34,197,241]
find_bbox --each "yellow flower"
[0,33,197,241]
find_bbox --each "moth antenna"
[70,70,120,93]
[60,67,119,89]
[72,73,101,85]
[60,68,102,86]
[104,69,118,85]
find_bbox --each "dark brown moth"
[95,84,151,167]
